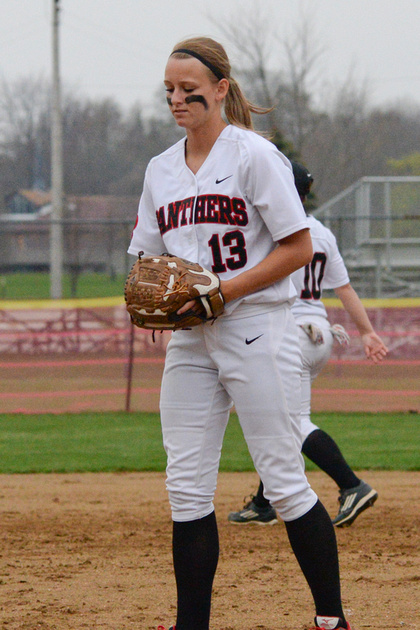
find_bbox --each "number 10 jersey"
[290,215,350,321]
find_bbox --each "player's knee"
[168,488,215,521]
[271,487,318,521]
[300,418,319,443]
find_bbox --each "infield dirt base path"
[0,471,419,630]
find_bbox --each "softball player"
[228,163,388,528]
[129,38,351,630]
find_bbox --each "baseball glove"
[124,252,225,330]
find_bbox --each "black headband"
[171,48,225,81]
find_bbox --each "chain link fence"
[314,177,420,297]
[2,177,420,298]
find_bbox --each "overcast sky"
[1,0,419,116]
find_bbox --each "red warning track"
[1,300,419,413]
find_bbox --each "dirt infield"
[1,470,418,630]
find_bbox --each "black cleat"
[228,498,278,525]
[332,480,378,527]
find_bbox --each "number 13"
[208,230,248,273]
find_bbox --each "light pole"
[50,0,64,298]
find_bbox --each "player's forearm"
[221,228,312,304]
[334,283,374,335]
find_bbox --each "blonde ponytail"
[225,77,271,130]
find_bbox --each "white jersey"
[291,215,350,322]
[128,124,308,316]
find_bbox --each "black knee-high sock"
[302,429,360,490]
[285,499,345,619]
[254,479,271,508]
[172,511,219,630]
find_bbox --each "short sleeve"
[127,163,166,257]
[245,141,308,242]
[321,228,350,289]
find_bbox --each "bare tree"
[0,76,50,192]
[303,73,372,199]
[209,4,280,131]
[1,58,420,211]
[211,4,325,153]
[274,13,326,153]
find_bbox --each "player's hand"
[177,299,198,315]
[178,280,230,314]
[362,332,388,364]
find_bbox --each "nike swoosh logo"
[215,175,233,184]
[245,334,263,345]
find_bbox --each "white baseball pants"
[160,305,318,523]
[297,317,334,441]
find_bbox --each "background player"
[130,37,352,630]
[228,162,388,528]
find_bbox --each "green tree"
[387,152,420,175]
[386,153,420,237]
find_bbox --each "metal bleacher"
[313,176,420,298]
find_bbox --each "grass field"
[0,271,126,300]
[0,411,418,474]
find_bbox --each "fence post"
[125,321,135,412]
